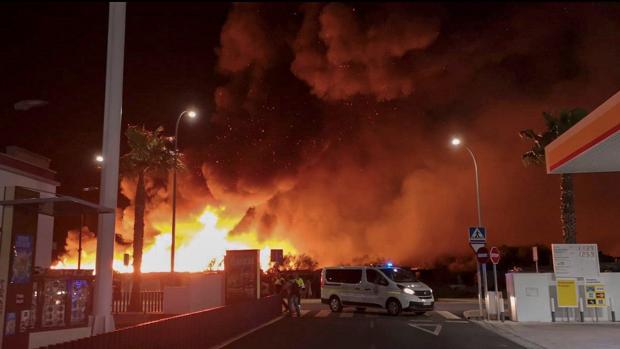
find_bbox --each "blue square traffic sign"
[469,227,486,243]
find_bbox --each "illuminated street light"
[171,109,198,272]
[451,136,485,319]
[95,155,104,163]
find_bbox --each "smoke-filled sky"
[2,2,620,266]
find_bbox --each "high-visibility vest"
[296,278,305,289]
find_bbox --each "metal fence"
[40,295,281,349]
[113,291,164,313]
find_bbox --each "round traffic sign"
[476,246,489,264]
[490,246,500,264]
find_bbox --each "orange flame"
[52,205,296,272]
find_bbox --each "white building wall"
[163,274,225,314]
[0,168,58,268]
[506,272,620,322]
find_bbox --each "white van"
[320,265,434,316]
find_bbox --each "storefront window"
[42,279,66,328]
[70,280,89,325]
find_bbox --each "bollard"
[611,298,616,322]
[499,295,505,322]
[579,298,584,322]
[550,297,556,322]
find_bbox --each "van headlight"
[403,288,414,295]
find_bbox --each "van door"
[341,269,363,304]
[364,269,390,307]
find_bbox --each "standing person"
[288,275,301,317]
[275,273,288,312]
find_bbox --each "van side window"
[325,269,362,284]
[366,269,388,286]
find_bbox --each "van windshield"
[380,268,417,283]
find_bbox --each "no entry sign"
[490,246,500,264]
[476,247,489,264]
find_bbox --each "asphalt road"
[224,300,523,349]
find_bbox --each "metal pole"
[465,145,485,318]
[171,111,186,273]
[78,214,83,270]
[93,2,126,335]
[477,262,483,318]
[493,263,499,320]
[464,146,482,226]
[482,263,489,320]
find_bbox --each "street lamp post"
[451,137,487,320]
[171,110,197,272]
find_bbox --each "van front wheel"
[329,296,343,312]
[386,299,402,316]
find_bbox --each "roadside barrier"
[39,295,282,349]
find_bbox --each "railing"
[113,291,164,313]
[39,295,282,349]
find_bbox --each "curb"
[463,309,484,320]
[473,320,547,349]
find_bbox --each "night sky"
[2,2,620,266]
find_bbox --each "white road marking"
[446,320,469,324]
[436,310,461,319]
[300,310,311,317]
[315,310,331,318]
[364,313,379,318]
[339,312,354,318]
[408,323,442,336]
[208,315,285,349]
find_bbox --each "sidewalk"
[478,320,620,349]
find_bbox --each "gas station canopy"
[546,90,620,174]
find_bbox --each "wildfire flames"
[53,205,297,273]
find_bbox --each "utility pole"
[92,2,126,335]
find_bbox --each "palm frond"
[521,151,544,167]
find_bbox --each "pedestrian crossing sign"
[469,227,486,243]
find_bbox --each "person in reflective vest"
[289,274,305,317]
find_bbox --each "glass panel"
[380,268,417,283]
[70,280,89,325]
[42,279,66,328]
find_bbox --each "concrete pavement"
[479,321,620,349]
[221,300,524,349]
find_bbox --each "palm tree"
[121,125,180,311]
[519,108,588,244]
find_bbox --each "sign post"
[470,227,486,319]
[476,246,490,320]
[532,246,539,273]
[490,246,501,320]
